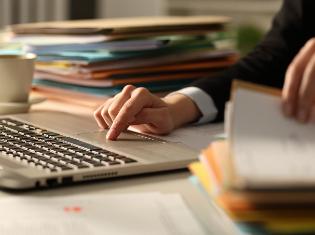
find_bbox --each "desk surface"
[0,97,237,235]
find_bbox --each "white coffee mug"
[0,54,43,114]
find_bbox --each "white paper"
[0,193,206,235]
[232,88,315,188]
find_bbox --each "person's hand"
[282,38,315,123]
[93,85,201,140]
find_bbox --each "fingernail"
[283,103,293,117]
[106,129,112,139]
[298,109,307,123]
[106,128,116,140]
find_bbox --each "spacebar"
[59,137,102,151]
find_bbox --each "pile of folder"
[189,82,315,235]
[5,16,238,102]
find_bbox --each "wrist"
[162,93,202,129]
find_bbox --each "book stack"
[5,16,238,104]
[189,82,315,235]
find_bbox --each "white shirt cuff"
[167,87,218,124]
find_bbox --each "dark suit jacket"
[189,0,315,121]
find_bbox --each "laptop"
[0,111,198,189]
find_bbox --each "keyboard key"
[94,163,105,167]
[92,155,103,162]
[77,164,89,169]
[119,157,137,164]
[59,137,102,151]
[42,131,60,137]
[100,159,121,165]
[55,166,72,171]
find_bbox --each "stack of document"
[5,16,238,100]
[189,81,315,235]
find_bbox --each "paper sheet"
[0,193,206,235]
[232,88,315,188]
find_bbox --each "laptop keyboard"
[0,118,137,173]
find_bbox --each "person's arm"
[166,87,218,124]
[190,0,308,121]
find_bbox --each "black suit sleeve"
[189,0,308,122]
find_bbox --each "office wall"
[0,0,165,29]
[168,0,282,31]
[99,0,282,31]
[0,0,281,31]
[0,0,69,28]
[98,0,166,18]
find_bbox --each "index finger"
[282,38,315,116]
[296,53,315,122]
[106,88,151,140]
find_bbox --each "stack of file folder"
[5,16,238,102]
[189,82,315,235]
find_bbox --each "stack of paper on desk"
[0,192,206,235]
[4,16,238,101]
[189,81,315,235]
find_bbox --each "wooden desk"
[0,97,236,235]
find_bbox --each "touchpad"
[76,129,197,162]
[76,130,176,162]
